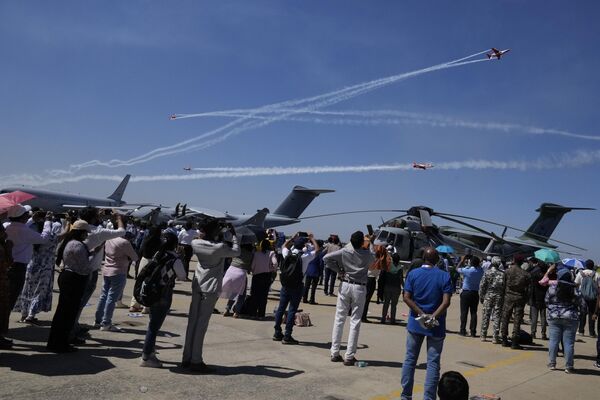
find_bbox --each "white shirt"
[3,221,52,264]
[178,229,199,245]
[282,247,316,275]
[84,225,126,271]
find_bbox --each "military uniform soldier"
[479,256,505,343]
[500,254,531,349]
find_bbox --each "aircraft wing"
[175,207,236,221]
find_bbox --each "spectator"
[500,254,531,349]
[575,259,599,337]
[401,247,452,400]
[438,371,469,400]
[324,231,375,366]
[546,267,586,373]
[0,224,13,349]
[46,220,94,353]
[380,253,404,324]
[182,221,239,373]
[323,234,341,296]
[140,232,187,368]
[457,256,484,337]
[94,234,139,331]
[247,239,277,319]
[303,240,325,304]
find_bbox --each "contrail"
[53,53,489,173]
[178,109,600,142]
[4,149,599,187]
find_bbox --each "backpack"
[134,251,177,307]
[279,251,303,288]
[580,274,598,301]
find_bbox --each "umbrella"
[436,245,455,254]
[0,190,36,214]
[561,258,586,270]
[533,248,560,264]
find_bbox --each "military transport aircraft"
[1,177,333,232]
[487,48,511,60]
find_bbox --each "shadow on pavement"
[573,368,600,376]
[298,341,368,351]
[361,360,426,369]
[0,350,116,376]
[169,364,304,378]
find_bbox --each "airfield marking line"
[367,352,534,400]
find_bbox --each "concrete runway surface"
[1,267,599,400]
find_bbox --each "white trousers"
[182,289,219,364]
[330,281,367,360]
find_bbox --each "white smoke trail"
[54,55,488,172]
[4,149,599,187]
[179,109,600,142]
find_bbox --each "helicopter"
[302,203,593,260]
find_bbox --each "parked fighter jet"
[487,48,511,60]
[413,162,434,170]
[0,175,131,212]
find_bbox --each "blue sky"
[1,1,599,260]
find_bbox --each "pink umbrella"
[0,191,36,214]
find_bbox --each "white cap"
[7,204,31,218]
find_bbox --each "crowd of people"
[1,203,599,398]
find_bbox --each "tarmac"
[1,267,599,400]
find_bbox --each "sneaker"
[493,337,502,345]
[282,336,299,345]
[223,311,233,317]
[565,367,574,374]
[100,324,122,332]
[272,332,284,341]
[590,333,597,338]
[577,331,583,336]
[541,334,549,341]
[129,306,142,313]
[140,354,163,368]
[459,331,467,337]
[593,361,600,369]
[93,322,101,329]
[343,357,357,366]
[481,335,487,342]
[331,354,343,362]
[548,363,557,371]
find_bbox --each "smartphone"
[298,232,309,238]
[366,224,374,236]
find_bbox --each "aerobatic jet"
[183,167,192,171]
[413,162,434,170]
[487,48,511,60]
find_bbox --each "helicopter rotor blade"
[300,210,408,220]
[435,214,504,243]
[433,212,587,250]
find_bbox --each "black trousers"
[7,262,27,312]
[303,276,319,303]
[460,290,479,335]
[181,244,193,277]
[579,298,597,335]
[323,268,337,295]
[362,277,377,320]
[47,271,88,350]
[248,273,271,318]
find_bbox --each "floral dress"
[13,223,60,319]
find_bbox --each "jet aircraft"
[487,48,511,60]
[413,162,434,170]
[183,167,192,171]
[0,175,131,212]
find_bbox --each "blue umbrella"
[436,245,455,254]
[534,248,560,263]
[561,258,586,270]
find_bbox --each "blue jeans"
[143,288,173,356]
[401,331,445,400]
[94,274,127,326]
[274,284,303,337]
[548,318,578,368]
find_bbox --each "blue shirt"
[404,265,453,337]
[457,266,484,291]
[305,251,325,278]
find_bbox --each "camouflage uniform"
[479,261,505,341]
[500,264,531,345]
